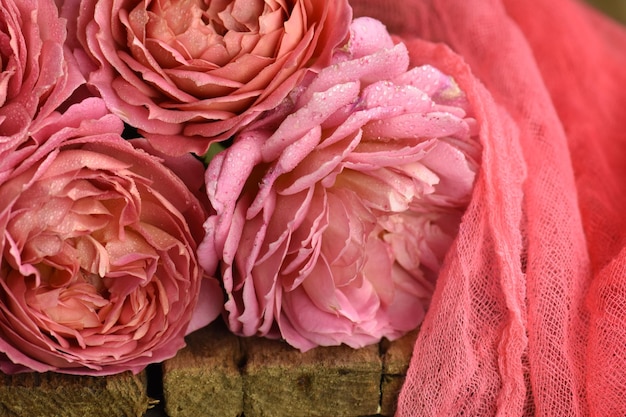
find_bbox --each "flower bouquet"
[1,0,626,415]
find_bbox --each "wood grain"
[0,371,149,417]
[162,320,244,417]
[161,321,417,417]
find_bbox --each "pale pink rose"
[65,0,353,156]
[0,98,222,375]
[0,0,84,181]
[199,17,482,351]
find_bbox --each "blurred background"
[585,0,626,23]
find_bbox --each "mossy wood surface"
[162,321,417,417]
[0,370,150,417]
[0,321,415,417]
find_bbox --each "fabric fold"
[349,0,626,415]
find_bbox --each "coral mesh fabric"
[349,0,626,415]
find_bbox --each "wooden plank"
[0,323,416,417]
[241,335,382,417]
[161,321,244,417]
[0,371,149,417]
[161,320,417,417]
[380,329,419,417]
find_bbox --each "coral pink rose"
[199,18,482,351]
[0,98,222,375]
[67,0,352,156]
[0,0,83,181]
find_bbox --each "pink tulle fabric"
[347,0,626,415]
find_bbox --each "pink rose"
[0,0,84,180]
[66,0,353,156]
[199,18,482,351]
[0,98,222,375]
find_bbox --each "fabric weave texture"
[347,0,626,415]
